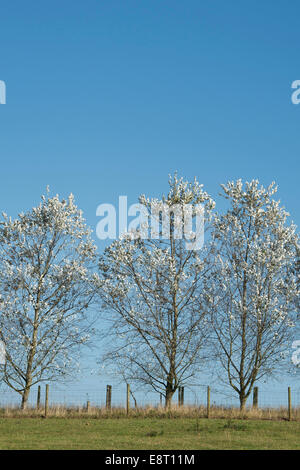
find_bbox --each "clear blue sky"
[0,0,299,405]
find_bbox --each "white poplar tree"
[205,179,299,409]
[96,174,215,408]
[0,191,97,408]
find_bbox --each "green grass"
[0,417,299,450]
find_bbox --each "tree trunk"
[165,381,175,409]
[21,385,31,410]
[21,352,34,409]
[239,394,247,411]
[21,310,38,410]
[165,391,174,409]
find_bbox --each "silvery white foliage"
[139,172,215,219]
[205,179,299,409]
[96,174,215,406]
[0,191,97,407]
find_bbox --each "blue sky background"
[0,0,299,406]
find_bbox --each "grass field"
[0,417,299,450]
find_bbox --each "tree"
[205,179,299,409]
[96,174,215,408]
[291,246,300,375]
[0,191,97,408]
[294,246,300,312]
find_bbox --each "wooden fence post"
[126,384,130,415]
[86,400,90,413]
[37,385,41,409]
[253,386,258,409]
[106,385,112,411]
[207,386,210,419]
[45,384,49,418]
[160,393,163,407]
[288,387,292,421]
[178,386,185,407]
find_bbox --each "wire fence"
[1,382,300,411]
